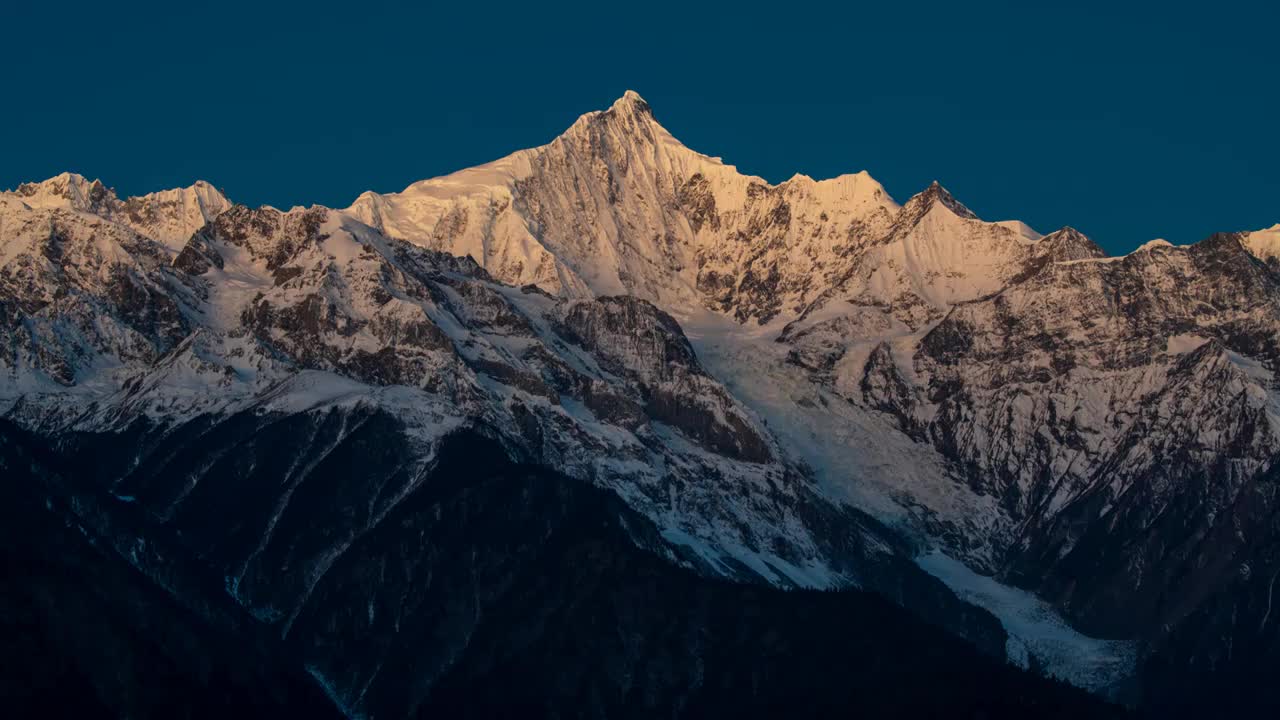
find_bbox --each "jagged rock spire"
[909,181,978,220]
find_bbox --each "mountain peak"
[6,173,229,215]
[9,172,118,211]
[1137,238,1174,251]
[1039,226,1107,261]
[556,89,669,156]
[1188,231,1248,257]
[1243,223,1280,264]
[1,172,233,251]
[613,89,650,112]
[602,89,653,122]
[905,181,978,220]
[1047,225,1086,241]
[135,179,230,206]
[34,171,92,188]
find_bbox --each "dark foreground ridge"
[0,416,1118,719]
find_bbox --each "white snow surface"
[0,192,871,595]
[682,307,1139,697]
[1245,222,1280,263]
[2,172,230,252]
[344,91,901,320]
[7,91,1278,699]
[917,551,1137,695]
[679,308,1015,569]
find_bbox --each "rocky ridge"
[5,92,1280,712]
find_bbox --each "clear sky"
[5,1,1275,255]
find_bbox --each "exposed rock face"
[5,93,1280,714]
[852,234,1280,634]
[772,221,1280,702]
[0,199,191,385]
[1243,223,1280,271]
[7,172,230,250]
[3,191,916,595]
[345,97,1277,708]
[557,296,771,462]
[345,92,899,324]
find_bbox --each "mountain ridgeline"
[3,92,1278,717]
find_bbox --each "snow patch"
[1244,223,1280,263]
[995,219,1044,242]
[917,550,1137,695]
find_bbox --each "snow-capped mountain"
[346,91,900,324]
[340,92,1280,701]
[6,172,231,251]
[4,92,1279,714]
[851,233,1280,627]
[0,158,1011,715]
[0,186,912,593]
[1244,222,1280,270]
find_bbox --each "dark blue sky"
[6,1,1275,254]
